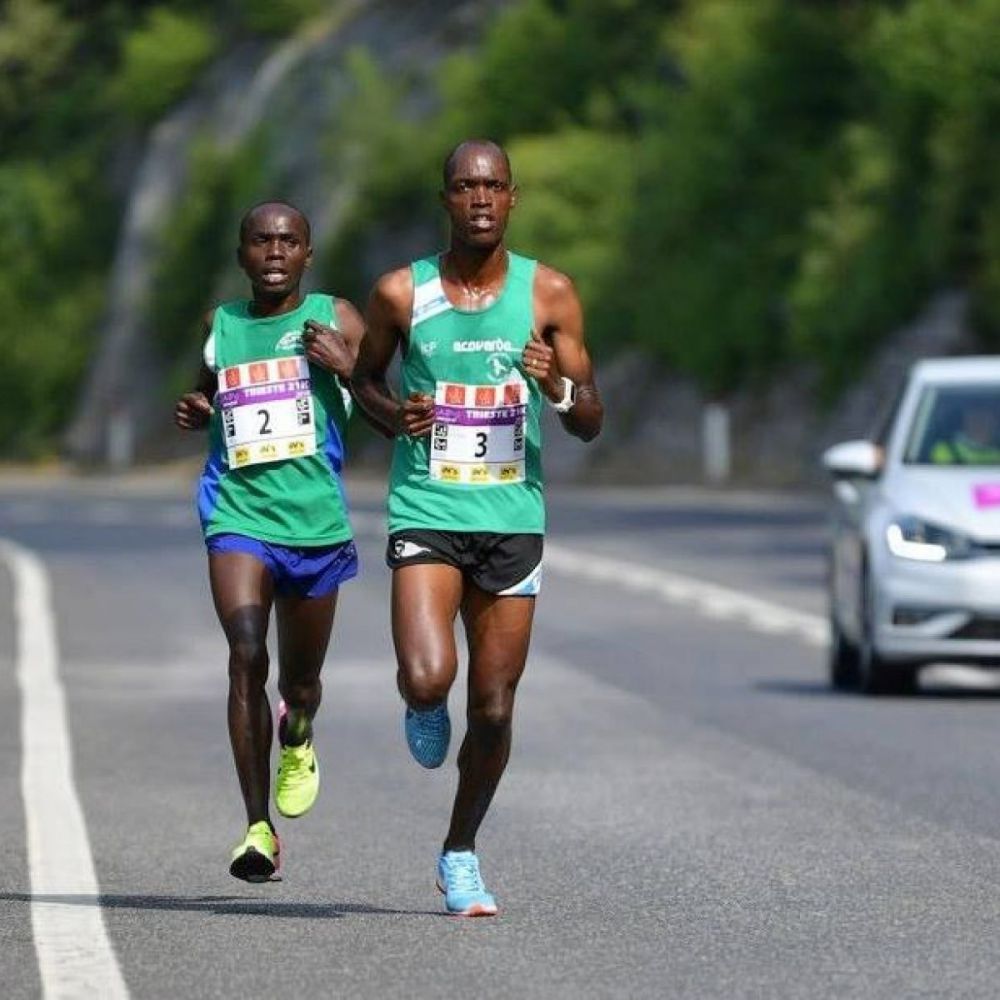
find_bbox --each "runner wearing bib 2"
[175,201,364,883]
[352,140,604,916]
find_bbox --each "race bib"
[429,380,526,486]
[217,356,315,469]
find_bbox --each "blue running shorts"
[206,533,359,598]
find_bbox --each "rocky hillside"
[7,0,1000,483]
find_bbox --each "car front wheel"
[858,568,918,696]
[829,611,859,691]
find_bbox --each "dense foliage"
[0,0,322,457]
[6,0,1000,456]
[325,0,1000,398]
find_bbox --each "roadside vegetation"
[5,0,1000,456]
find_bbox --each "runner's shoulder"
[201,306,218,332]
[369,267,414,325]
[373,266,414,302]
[533,262,579,305]
[206,299,252,328]
[332,295,364,332]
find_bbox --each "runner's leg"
[275,592,338,745]
[209,551,275,828]
[443,589,535,852]
[392,563,464,708]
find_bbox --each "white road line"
[85,501,133,525]
[346,515,829,647]
[1,540,130,999]
[155,505,193,528]
[350,510,386,535]
[2,502,51,524]
[543,542,828,648]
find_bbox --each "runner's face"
[442,150,515,249]
[238,209,312,297]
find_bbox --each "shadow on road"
[0,892,442,919]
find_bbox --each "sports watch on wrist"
[549,377,577,413]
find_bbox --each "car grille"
[892,607,943,625]
[950,617,1000,640]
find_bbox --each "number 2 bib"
[217,355,316,469]
[430,379,526,485]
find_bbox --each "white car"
[823,357,1000,694]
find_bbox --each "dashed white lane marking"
[0,501,194,529]
[1,499,827,648]
[3,502,50,524]
[350,513,829,646]
[543,542,828,648]
[86,501,133,525]
[1,540,130,999]
[350,510,384,534]
[156,505,193,528]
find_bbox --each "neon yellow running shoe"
[229,821,280,883]
[275,702,320,818]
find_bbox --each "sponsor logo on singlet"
[275,330,303,351]
[486,353,513,382]
[453,339,516,353]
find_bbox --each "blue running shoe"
[436,851,498,917]
[404,703,450,768]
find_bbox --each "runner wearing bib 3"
[175,201,364,883]
[388,252,543,534]
[353,140,603,916]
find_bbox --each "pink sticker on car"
[973,483,1000,508]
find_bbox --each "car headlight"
[885,516,972,562]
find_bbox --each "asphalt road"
[3,473,1000,999]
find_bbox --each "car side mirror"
[822,440,882,479]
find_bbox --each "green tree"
[109,7,217,123]
[626,0,856,393]
[0,0,79,143]
[239,0,328,35]
[0,162,105,456]
[506,128,636,352]
[439,0,677,141]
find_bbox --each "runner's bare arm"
[352,269,435,438]
[174,310,217,431]
[532,265,603,442]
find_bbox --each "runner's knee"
[468,689,515,732]
[279,675,322,708]
[398,658,454,707]
[227,637,268,689]
[223,608,268,680]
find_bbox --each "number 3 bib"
[217,355,316,469]
[430,379,526,485]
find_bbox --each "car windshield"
[904,383,1000,465]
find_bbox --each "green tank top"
[197,293,353,545]
[388,252,545,534]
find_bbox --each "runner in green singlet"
[175,201,364,882]
[352,140,603,915]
